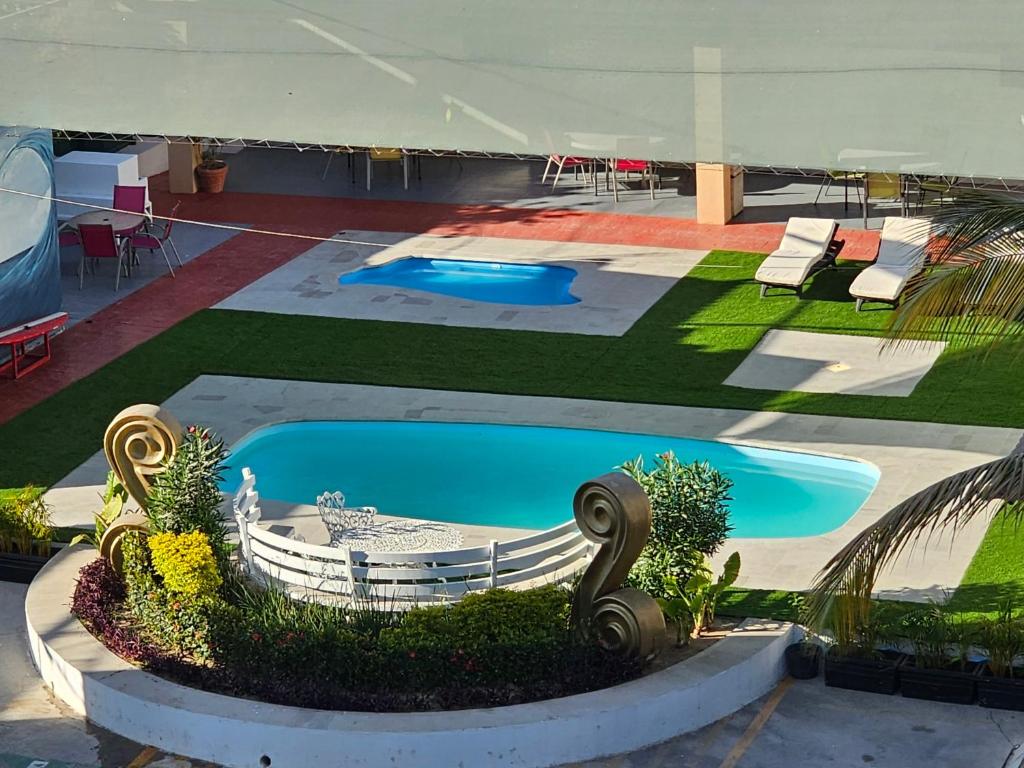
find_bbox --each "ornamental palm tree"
[807,190,1024,626]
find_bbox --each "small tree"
[146,425,228,557]
[621,452,733,599]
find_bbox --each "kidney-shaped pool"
[223,421,879,538]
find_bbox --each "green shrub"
[121,530,221,662]
[146,426,228,558]
[621,452,732,598]
[388,585,571,647]
[206,583,637,709]
[148,531,222,597]
[69,471,129,549]
[0,486,52,556]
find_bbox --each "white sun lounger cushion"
[849,217,931,301]
[755,217,839,288]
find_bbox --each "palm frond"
[885,190,1024,347]
[805,453,1024,629]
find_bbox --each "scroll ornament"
[99,404,183,572]
[103,404,183,511]
[570,472,666,661]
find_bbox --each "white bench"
[233,468,590,608]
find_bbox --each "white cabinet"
[53,151,149,221]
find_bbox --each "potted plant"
[977,606,1024,711]
[822,595,904,695]
[899,606,980,705]
[0,487,56,583]
[785,633,823,680]
[783,595,822,679]
[196,144,229,193]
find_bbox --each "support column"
[693,45,744,224]
[167,141,199,194]
[696,163,744,225]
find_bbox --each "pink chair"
[608,159,658,201]
[57,225,81,248]
[542,155,594,188]
[131,201,183,275]
[78,224,129,290]
[112,185,148,216]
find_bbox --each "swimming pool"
[224,421,879,538]
[338,257,581,305]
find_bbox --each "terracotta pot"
[196,162,229,193]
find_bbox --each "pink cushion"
[58,230,80,247]
[615,159,648,172]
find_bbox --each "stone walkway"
[725,329,948,397]
[215,230,707,335]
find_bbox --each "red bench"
[0,312,69,380]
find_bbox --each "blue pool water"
[223,421,879,538]
[338,257,581,305]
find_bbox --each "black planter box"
[785,643,822,680]
[0,546,60,584]
[825,651,904,695]
[978,670,1024,711]
[900,660,981,705]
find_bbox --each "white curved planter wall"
[29,547,795,768]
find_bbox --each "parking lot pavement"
[573,676,1024,768]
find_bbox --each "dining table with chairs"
[59,184,178,290]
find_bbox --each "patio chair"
[608,159,659,201]
[861,171,904,227]
[912,176,959,213]
[813,170,864,211]
[321,146,356,183]
[78,223,130,290]
[112,184,149,219]
[57,223,80,248]
[366,148,410,191]
[542,155,594,188]
[316,490,377,545]
[131,201,183,274]
[755,218,843,298]
[849,216,932,311]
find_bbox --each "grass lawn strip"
[1,250,1021,616]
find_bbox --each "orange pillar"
[696,163,744,225]
[167,141,200,194]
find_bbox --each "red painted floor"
[0,178,880,426]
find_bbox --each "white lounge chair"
[755,218,842,298]
[849,217,932,311]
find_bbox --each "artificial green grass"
[717,588,804,622]
[2,250,1021,492]
[1,250,1022,616]
[948,506,1024,615]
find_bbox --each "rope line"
[0,185,868,270]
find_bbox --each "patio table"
[67,209,146,236]
[68,210,147,276]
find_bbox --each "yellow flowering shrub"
[147,531,222,597]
